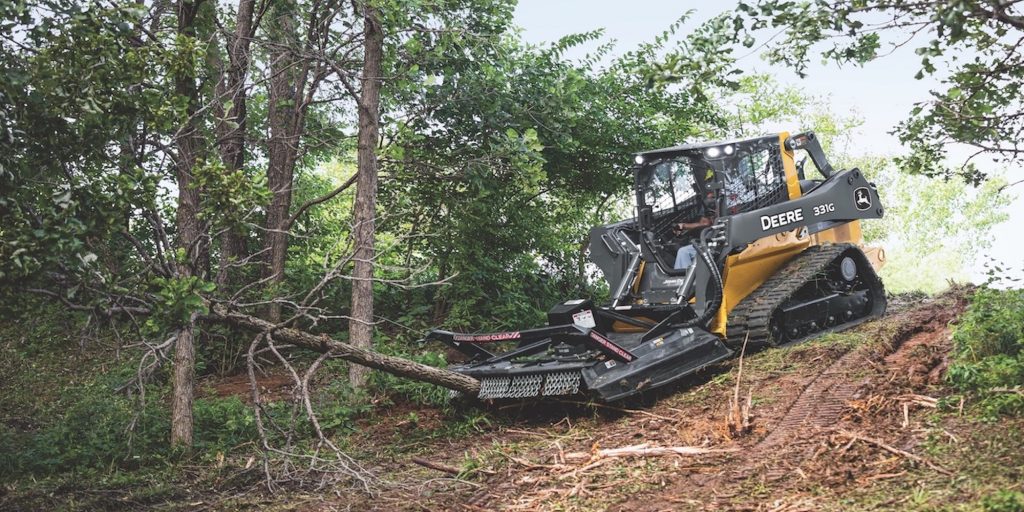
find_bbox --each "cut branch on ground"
[206,303,480,396]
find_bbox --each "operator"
[673,166,725,270]
[672,215,713,270]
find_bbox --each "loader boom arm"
[723,167,881,250]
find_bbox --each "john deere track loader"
[422,132,887,401]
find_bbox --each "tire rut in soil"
[610,290,971,512]
[755,348,864,450]
[754,291,964,451]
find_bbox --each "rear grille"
[725,144,787,214]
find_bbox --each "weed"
[983,490,1024,512]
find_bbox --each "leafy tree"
[377,19,738,331]
[731,0,1024,184]
[0,1,167,310]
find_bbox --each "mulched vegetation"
[308,286,1020,511]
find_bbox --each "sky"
[513,0,1024,283]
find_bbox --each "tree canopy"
[731,0,1024,183]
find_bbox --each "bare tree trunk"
[348,3,383,389]
[261,2,309,322]
[170,316,197,445]
[263,15,297,321]
[171,0,205,448]
[214,0,256,287]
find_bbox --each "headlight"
[724,145,735,155]
[706,147,721,158]
[634,155,645,165]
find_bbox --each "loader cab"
[633,134,792,273]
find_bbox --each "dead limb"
[896,394,939,407]
[989,387,1024,397]
[727,332,753,436]
[563,443,737,461]
[206,303,480,396]
[411,457,461,475]
[246,331,376,492]
[837,430,952,476]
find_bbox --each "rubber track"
[726,243,850,349]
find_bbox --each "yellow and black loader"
[422,132,887,401]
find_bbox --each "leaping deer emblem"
[855,188,871,210]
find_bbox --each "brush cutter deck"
[423,300,733,401]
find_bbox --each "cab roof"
[636,133,780,159]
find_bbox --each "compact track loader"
[422,132,887,401]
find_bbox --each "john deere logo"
[854,187,871,211]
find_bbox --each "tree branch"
[284,173,358,231]
[205,303,481,395]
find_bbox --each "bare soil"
[288,286,1024,511]
[145,287,1020,512]
[203,368,296,404]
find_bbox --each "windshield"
[640,158,699,213]
[719,147,784,214]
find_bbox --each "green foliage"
[638,13,743,92]
[2,387,167,476]
[379,19,737,331]
[732,0,1024,182]
[369,340,452,407]
[867,166,1009,293]
[983,490,1024,512]
[0,306,260,480]
[948,287,1024,417]
[148,275,216,327]
[192,397,257,456]
[312,386,374,434]
[191,158,270,230]
[0,372,257,479]
[952,287,1024,364]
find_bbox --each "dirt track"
[613,290,968,511]
[328,288,979,511]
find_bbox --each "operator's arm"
[674,216,712,233]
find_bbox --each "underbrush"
[369,334,452,407]
[947,287,1024,417]
[0,307,261,483]
[983,490,1024,512]
[0,360,259,480]
[0,302,469,491]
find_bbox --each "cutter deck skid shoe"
[422,132,888,402]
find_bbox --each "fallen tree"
[205,303,481,396]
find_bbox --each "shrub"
[947,287,1024,417]
[368,341,452,407]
